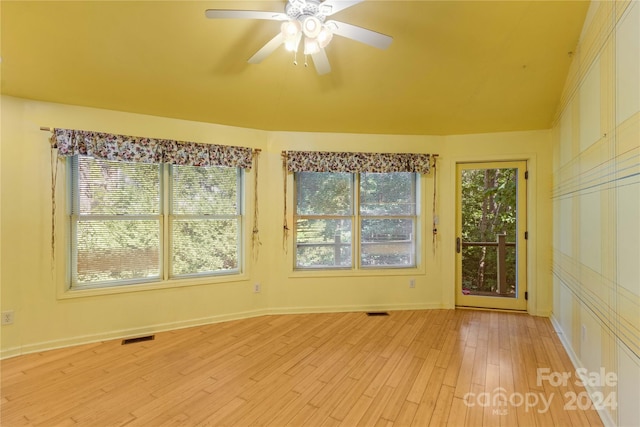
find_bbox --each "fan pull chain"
[293,51,298,66]
[304,55,308,67]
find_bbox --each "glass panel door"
[456,161,527,310]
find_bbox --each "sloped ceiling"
[1,0,589,135]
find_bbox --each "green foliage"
[295,172,416,268]
[296,172,352,216]
[172,165,238,215]
[460,168,518,294]
[361,218,413,267]
[171,219,238,275]
[76,220,160,283]
[77,157,160,215]
[170,166,239,276]
[295,218,352,268]
[73,158,240,285]
[75,158,162,283]
[360,172,415,215]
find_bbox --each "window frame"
[68,156,245,290]
[293,171,420,271]
[167,164,244,279]
[294,172,355,270]
[359,172,418,269]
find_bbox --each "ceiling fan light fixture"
[303,37,320,55]
[317,27,333,48]
[205,0,393,74]
[284,32,302,52]
[302,16,322,38]
[281,20,301,37]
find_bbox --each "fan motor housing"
[285,0,328,22]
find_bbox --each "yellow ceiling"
[1,1,589,135]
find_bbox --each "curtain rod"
[41,127,261,153]
[280,150,440,157]
[42,126,438,158]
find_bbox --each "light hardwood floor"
[1,310,604,426]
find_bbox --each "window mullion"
[70,157,79,288]
[237,168,243,274]
[416,172,420,265]
[237,168,243,215]
[354,172,360,270]
[70,216,79,288]
[413,172,418,215]
[75,214,161,221]
[170,214,238,220]
[163,163,170,281]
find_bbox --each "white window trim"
[167,165,244,280]
[293,172,420,271]
[66,157,246,292]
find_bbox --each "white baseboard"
[0,308,270,360]
[549,314,616,427]
[269,302,446,316]
[0,346,22,359]
[1,305,449,359]
[0,304,491,360]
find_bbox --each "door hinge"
[524,231,528,240]
[525,291,528,300]
[525,171,529,179]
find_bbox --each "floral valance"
[53,128,253,169]
[284,150,431,174]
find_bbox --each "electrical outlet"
[1,310,14,325]
[409,279,415,288]
[253,283,261,293]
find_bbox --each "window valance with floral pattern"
[283,150,431,174]
[53,128,254,169]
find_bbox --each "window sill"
[288,266,425,279]
[57,273,249,299]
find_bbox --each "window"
[294,172,418,269]
[295,172,353,268]
[360,172,417,267]
[170,165,241,277]
[70,156,243,288]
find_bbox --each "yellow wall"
[0,97,270,355]
[0,95,553,358]
[550,1,640,426]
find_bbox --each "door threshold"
[456,305,528,314]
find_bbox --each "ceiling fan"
[205,0,392,75]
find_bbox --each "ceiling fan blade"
[205,10,288,21]
[248,33,285,64]
[311,49,331,75]
[320,0,365,16]
[326,20,392,49]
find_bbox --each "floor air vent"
[122,335,155,345]
[366,312,389,316]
